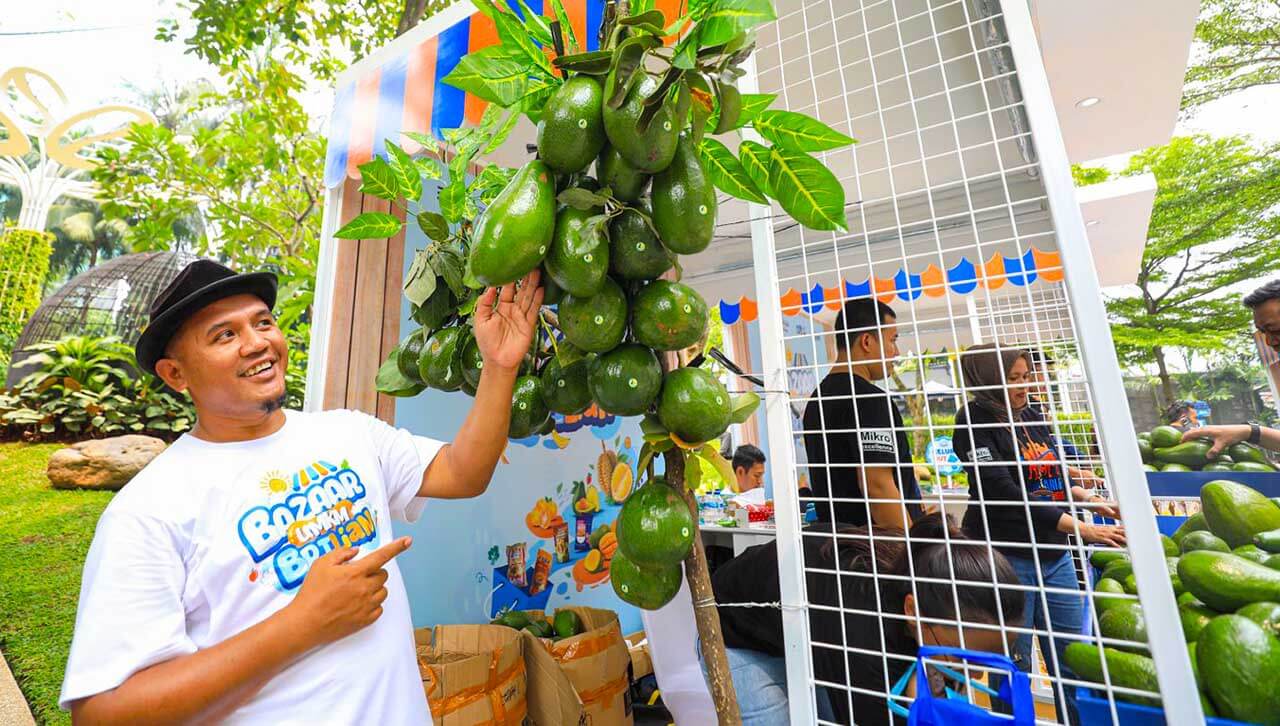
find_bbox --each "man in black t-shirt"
[802,299,923,529]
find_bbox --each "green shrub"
[1,335,195,442]
[0,229,54,369]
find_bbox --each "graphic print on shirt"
[236,459,382,592]
[1020,438,1066,502]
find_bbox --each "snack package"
[530,549,552,595]
[553,522,570,563]
[507,543,528,588]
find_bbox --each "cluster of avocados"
[1138,425,1276,473]
[400,66,735,449]
[1073,480,1280,721]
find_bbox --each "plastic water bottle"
[709,489,726,524]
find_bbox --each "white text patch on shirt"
[859,430,896,454]
[972,447,994,462]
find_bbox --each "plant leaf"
[417,211,450,242]
[672,28,700,69]
[685,452,704,489]
[606,36,660,108]
[687,73,714,146]
[552,50,614,74]
[557,187,609,210]
[753,109,855,152]
[767,147,848,232]
[738,140,772,197]
[484,108,522,154]
[699,137,766,203]
[376,353,424,396]
[728,390,761,424]
[550,0,580,53]
[357,157,400,201]
[699,443,737,487]
[440,178,468,224]
[415,156,444,181]
[712,81,741,134]
[384,141,423,203]
[335,211,403,240]
[435,246,467,298]
[640,413,669,437]
[556,340,586,367]
[514,0,555,47]
[413,284,455,330]
[442,46,530,106]
[696,0,776,46]
[492,6,556,77]
[403,131,440,155]
[403,250,437,306]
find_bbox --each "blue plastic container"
[1076,688,1251,725]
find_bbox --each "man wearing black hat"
[60,259,543,724]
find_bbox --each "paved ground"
[0,649,35,726]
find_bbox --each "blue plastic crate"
[1076,688,1250,725]
[1145,471,1280,498]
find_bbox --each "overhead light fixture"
[1086,219,1101,227]
[1076,97,1101,109]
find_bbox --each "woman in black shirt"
[952,343,1126,722]
[708,514,1024,725]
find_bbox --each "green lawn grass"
[0,442,114,725]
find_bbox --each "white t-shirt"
[60,409,444,725]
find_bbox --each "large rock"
[47,435,167,491]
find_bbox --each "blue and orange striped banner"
[324,0,686,188]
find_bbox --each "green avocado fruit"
[616,477,696,567]
[587,344,663,417]
[1201,479,1280,548]
[609,205,672,281]
[540,356,593,416]
[418,326,465,391]
[1196,614,1280,723]
[470,160,555,286]
[558,277,628,353]
[1179,550,1280,611]
[597,145,651,203]
[651,134,716,255]
[657,367,732,445]
[545,207,609,297]
[508,375,551,439]
[602,74,678,173]
[631,280,709,351]
[538,75,606,174]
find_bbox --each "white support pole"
[738,53,819,726]
[305,184,345,412]
[999,1,1203,722]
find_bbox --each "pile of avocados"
[1138,425,1277,473]
[491,608,584,642]
[1070,479,1280,721]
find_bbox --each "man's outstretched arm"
[418,270,543,500]
[71,538,410,725]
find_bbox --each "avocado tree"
[338,1,853,720]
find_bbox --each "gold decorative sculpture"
[0,67,155,231]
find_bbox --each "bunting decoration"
[718,247,1064,323]
[323,0,686,188]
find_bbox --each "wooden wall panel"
[322,177,364,410]
[376,211,408,422]
[345,197,392,414]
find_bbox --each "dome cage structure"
[5,250,196,387]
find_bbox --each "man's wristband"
[1250,422,1262,445]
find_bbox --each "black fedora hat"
[135,259,278,376]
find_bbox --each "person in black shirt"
[802,299,923,530]
[952,343,1125,723]
[706,514,1025,725]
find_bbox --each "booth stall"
[303,0,1263,724]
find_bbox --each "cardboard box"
[623,632,652,681]
[415,624,583,726]
[540,607,634,726]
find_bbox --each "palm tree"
[45,201,129,286]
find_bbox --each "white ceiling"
[1030,0,1199,163]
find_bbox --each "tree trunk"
[1153,345,1176,410]
[396,0,432,36]
[663,448,743,725]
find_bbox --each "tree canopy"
[1182,0,1280,110]
[1096,135,1280,405]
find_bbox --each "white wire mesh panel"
[735,0,1198,724]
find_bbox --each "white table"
[699,521,777,556]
